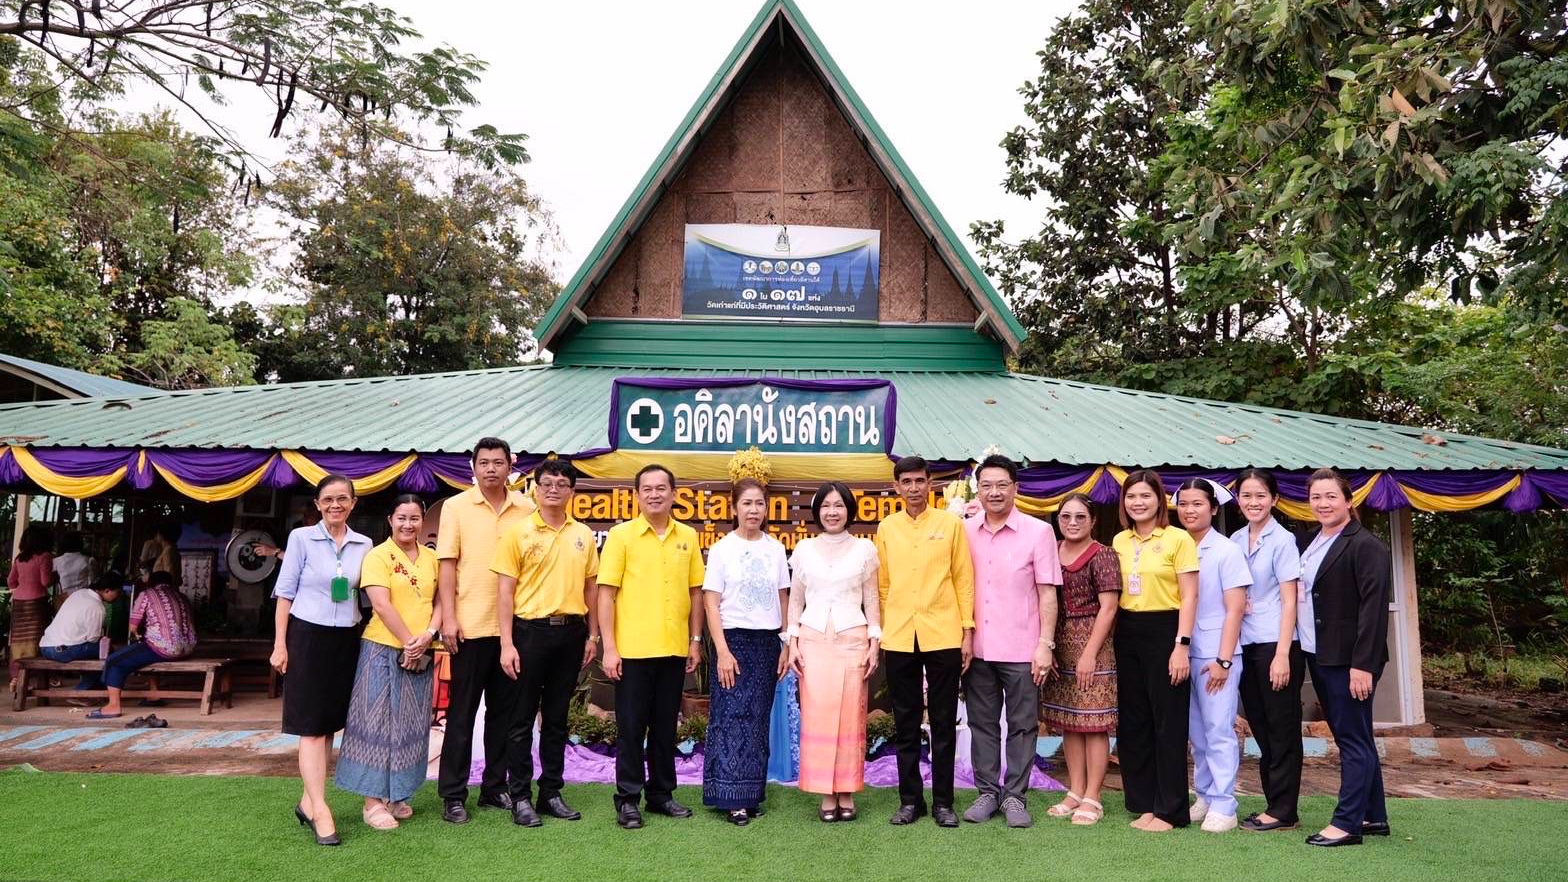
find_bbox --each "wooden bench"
[14,657,235,715]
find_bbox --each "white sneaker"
[1188,799,1210,823]
[1201,812,1238,833]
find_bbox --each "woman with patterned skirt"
[1039,493,1121,825]
[701,479,790,824]
[336,495,441,830]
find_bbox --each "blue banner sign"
[681,223,880,322]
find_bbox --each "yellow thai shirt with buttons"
[597,516,705,659]
[875,507,975,652]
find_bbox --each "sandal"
[389,801,413,821]
[1071,798,1104,826]
[125,716,150,728]
[363,803,399,830]
[85,710,122,720]
[1046,791,1082,819]
[145,714,168,729]
[726,809,751,826]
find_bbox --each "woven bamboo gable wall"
[583,33,977,326]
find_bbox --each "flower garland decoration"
[944,443,1005,517]
[727,446,773,486]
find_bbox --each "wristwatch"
[589,635,602,644]
[690,635,703,643]
[1038,637,1056,650]
[424,627,439,638]
[1175,635,1191,647]
[1216,658,1232,670]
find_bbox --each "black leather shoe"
[746,805,766,817]
[511,799,542,828]
[540,796,581,820]
[1241,815,1300,832]
[726,809,751,826]
[1306,832,1363,847]
[442,800,470,825]
[478,792,515,811]
[889,804,927,825]
[1362,821,1391,837]
[616,802,644,829]
[932,805,960,828]
[646,798,693,818]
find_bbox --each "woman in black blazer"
[1297,468,1391,847]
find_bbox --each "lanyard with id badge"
[325,526,353,603]
[1127,534,1151,595]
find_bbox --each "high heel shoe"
[295,804,341,846]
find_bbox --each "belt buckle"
[548,615,566,626]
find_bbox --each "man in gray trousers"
[961,454,1062,827]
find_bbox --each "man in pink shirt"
[962,454,1062,828]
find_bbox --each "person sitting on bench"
[87,571,197,720]
[39,572,124,690]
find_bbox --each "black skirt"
[282,615,360,736]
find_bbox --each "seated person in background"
[39,573,124,689]
[87,571,198,720]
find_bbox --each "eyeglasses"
[537,480,573,492]
[318,495,353,506]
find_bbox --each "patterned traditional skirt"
[796,625,869,795]
[335,640,435,802]
[1039,616,1118,734]
[7,598,50,678]
[704,628,780,809]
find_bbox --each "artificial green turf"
[1,770,1563,882]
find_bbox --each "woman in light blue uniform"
[1173,478,1251,832]
[1230,468,1306,832]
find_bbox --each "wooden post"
[11,492,28,558]
[1387,508,1426,725]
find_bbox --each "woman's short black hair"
[389,493,426,514]
[1236,468,1279,498]
[314,473,355,499]
[1174,477,1218,511]
[810,481,858,528]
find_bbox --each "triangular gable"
[532,0,1027,355]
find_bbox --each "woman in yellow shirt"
[1111,469,1199,832]
[336,495,442,830]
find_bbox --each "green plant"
[865,712,895,748]
[676,713,707,744]
[566,705,617,746]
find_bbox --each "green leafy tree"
[0,2,526,169]
[253,126,558,380]
[119,296,256,388]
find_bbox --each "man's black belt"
[519,614,585,626]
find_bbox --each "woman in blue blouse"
[1230,469,1306,832]
[271,474,373,846]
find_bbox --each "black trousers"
[1310,657,1388,830]
[1238,640,1305,822]
[438,636,518,802]
[884,638,962,809]
[1114,610,1191,827]
[614,656,685,806]
[505,617,588,803]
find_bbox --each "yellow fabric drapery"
[149,455,277,503]
[1398,474,1521,513]
[9,447,129,499]
[280,450,418,496]
[1014,467,1107,515]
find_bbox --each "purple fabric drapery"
[608,376,896,454]
[144,449,273,484]
[0,448,20,486]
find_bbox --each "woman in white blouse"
[786,481,881,822]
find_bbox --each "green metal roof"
[0,354,160,400]
[533,0,1027,357]
[551,321,1005,372]
[3,365,1565,473]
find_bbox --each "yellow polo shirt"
[597,515,705,659]
[1113,526,1199,613]
[490,511,599,619]
[435,486,537,638]
[360,540,439,649]
[875,506,975,652]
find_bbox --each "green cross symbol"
[629,403,661,438]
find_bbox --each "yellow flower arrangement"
[728,446,772,486]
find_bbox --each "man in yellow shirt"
[597,464,706,830]
[492,460,600,828]
[875,455,976,828]
[434,437,537,825]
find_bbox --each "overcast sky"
[348,1,1079,282]
[128,1,1082,286]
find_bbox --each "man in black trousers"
[435,438,536,823]
[493,460,601,827]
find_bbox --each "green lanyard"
[325,524,353,603]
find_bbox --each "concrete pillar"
[1381,508,1426,725]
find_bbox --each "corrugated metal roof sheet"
[1,365,1564,472]
[0,354,160,399]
